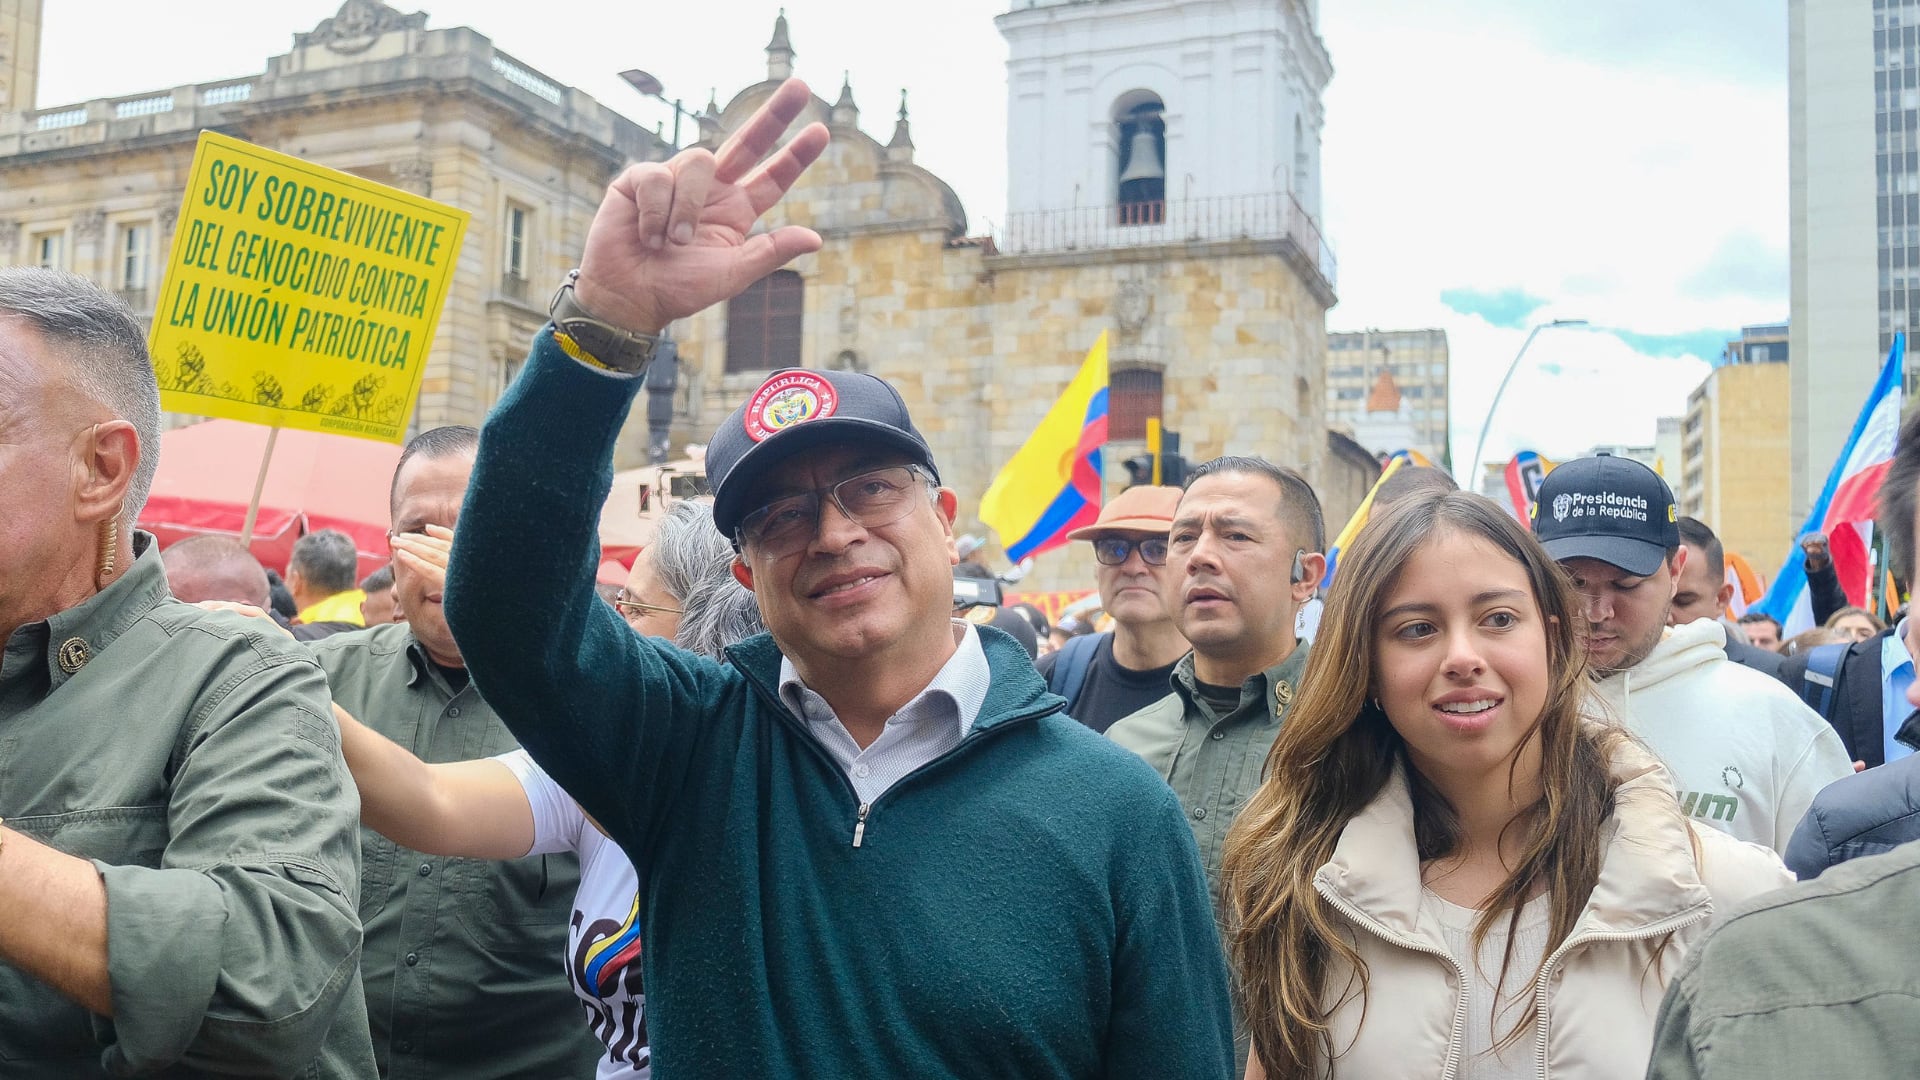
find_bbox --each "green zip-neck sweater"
[445,329,1233,1079]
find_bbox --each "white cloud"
[1318,8,1785,476]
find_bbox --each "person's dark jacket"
[1807,556,1849,628]
[1780,628,1896,768]
[1784,753,1920,878]
[1726,636,1787,681]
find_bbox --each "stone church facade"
[1,1,1366,589]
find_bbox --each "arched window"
[725,269,804,373]
[1109,367,1164,441]
[1113,92,1166,225]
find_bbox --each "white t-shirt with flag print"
[496,749,649,1080]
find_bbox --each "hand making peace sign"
[572,79,831,337]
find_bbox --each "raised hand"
[1800,532,1831,573]
[573,79,830,336]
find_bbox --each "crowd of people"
[4,78,1919,1078]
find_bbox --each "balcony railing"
[113,94,175,120]
[34,107,87,131]
[491,53,564,105]
[996,192,1337,291]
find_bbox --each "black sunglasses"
[1092,536,1169,567]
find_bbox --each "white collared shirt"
[778,621,992,803]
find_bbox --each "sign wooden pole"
[238,427,281,547]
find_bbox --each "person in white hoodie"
[1531,454,1852,854]
[1225,492,1789,1080]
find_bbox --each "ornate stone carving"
[297,0,426,56]
[157,206,179,236]
[391,156,433,193]
[74,209,106,243]
[1115,279,1152,335]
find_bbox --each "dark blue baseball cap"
[706,367,940,539]
[1530,453,1680,576]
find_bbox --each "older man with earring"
[0,267,374,1075]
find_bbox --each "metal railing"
[996,192,1337,290]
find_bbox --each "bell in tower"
[1116,103,1166,225]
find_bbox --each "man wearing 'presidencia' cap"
[1532,453,1850,854]
[440,78,1233,1078]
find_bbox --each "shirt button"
[418,863,432,877]
[1193,806,1208,820]
[397,1040,413,1054]
[1211,731,1225,740]
[405,952,419,967]
[447,706,462,717]
[854,763,871,778]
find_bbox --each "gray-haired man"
[0,267,374,1074]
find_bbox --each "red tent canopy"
[139,420,403,580]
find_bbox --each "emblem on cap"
[1552,493,1572,522]
[745,371,838,443]
[57,638,92,674]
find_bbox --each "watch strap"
[547,270,664,374]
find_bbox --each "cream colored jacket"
[1302,744,1791,1080]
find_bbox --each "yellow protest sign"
[148,131,469,443]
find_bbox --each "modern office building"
[1789,0,1885,520]
[1681,358,1793,570]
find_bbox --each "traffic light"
[1122,425,1188,488]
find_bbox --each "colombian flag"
[980,334,1110,562]
[1320,449,1432,587]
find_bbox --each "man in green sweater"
[440,79,1233,1078]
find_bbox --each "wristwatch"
[547,270,667,375]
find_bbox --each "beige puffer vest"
[1304,744,1790,1079]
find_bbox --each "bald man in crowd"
[161,535,272,610]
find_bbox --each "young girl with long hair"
[1224,493,1790,1079]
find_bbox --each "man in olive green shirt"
[311,424,597,1079]
[0,267,375,1076]
[1107,455,1325,903]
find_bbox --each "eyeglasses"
[613,591,682,620]
[1092,535,1169,567]
[736,465,930,558]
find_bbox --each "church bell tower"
[996,0,1331,225]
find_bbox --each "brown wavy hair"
[1223,492,1634,1078]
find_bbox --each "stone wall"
[629,82,1334,592]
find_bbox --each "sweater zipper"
[738,666,1056,849]
[841,712,1049,847]
[1315,880,1471,1080]
[1527,906,1710,1080]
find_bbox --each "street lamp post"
[618,69,699,148]
[1463,318,1588,486]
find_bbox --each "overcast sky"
[39,0,1793,472]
